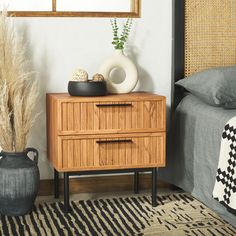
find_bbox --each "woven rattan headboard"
[184,0,236,76]
[173,0,236,107]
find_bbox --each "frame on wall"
[5,0,141,17]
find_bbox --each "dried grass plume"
[0,10,39,152]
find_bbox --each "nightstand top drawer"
[62,100,165,133]
[47,92,166,135]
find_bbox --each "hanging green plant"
[110,18,133,50]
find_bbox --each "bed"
[159,0,236,226]
[161,94,236,225]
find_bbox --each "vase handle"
[25,148,38,164]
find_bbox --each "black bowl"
[68,81,107,97]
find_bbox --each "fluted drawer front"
[60,100,165,134]
[59,133,165,171]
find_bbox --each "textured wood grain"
[62,103,68,131]
[47,92,165,102]
[46,92,166,172]
[67,103,74,131]
[74,102,81,131]
[60,100,165,134]
[9,11,140,18]
[58,133,165,171]
[52,0,56,11]
[8,0,140,18]
[46,95,59,168]
[38,175,170,196]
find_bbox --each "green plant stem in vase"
[110,18,133,50]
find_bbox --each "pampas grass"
[0,10,39,152]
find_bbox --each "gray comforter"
[159,94,236,226]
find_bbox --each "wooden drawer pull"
[96,103,132,107]
[96,139,133,144]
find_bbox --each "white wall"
[14,0,172,179]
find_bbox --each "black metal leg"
[152,167,157,207]
[64,172,70,213]
[54,169,59,199]
[134,171,139,194]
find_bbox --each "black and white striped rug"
[0,193,235,236]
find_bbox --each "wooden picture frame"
[5,0,141,17]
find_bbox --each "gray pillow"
[176,66,236,107]
[224,101,236,109]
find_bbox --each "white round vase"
[99,50,138,94]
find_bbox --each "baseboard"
[38,173,170,196]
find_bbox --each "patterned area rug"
[0,193,235,236]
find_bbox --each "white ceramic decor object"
[99,50,138,93]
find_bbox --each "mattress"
[159,94,236,226]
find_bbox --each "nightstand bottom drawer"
[58,133,166,171]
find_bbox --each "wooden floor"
[38,173,172,196]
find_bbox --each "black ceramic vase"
[0,148,40,216]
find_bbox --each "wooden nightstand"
[47,92,166,212]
